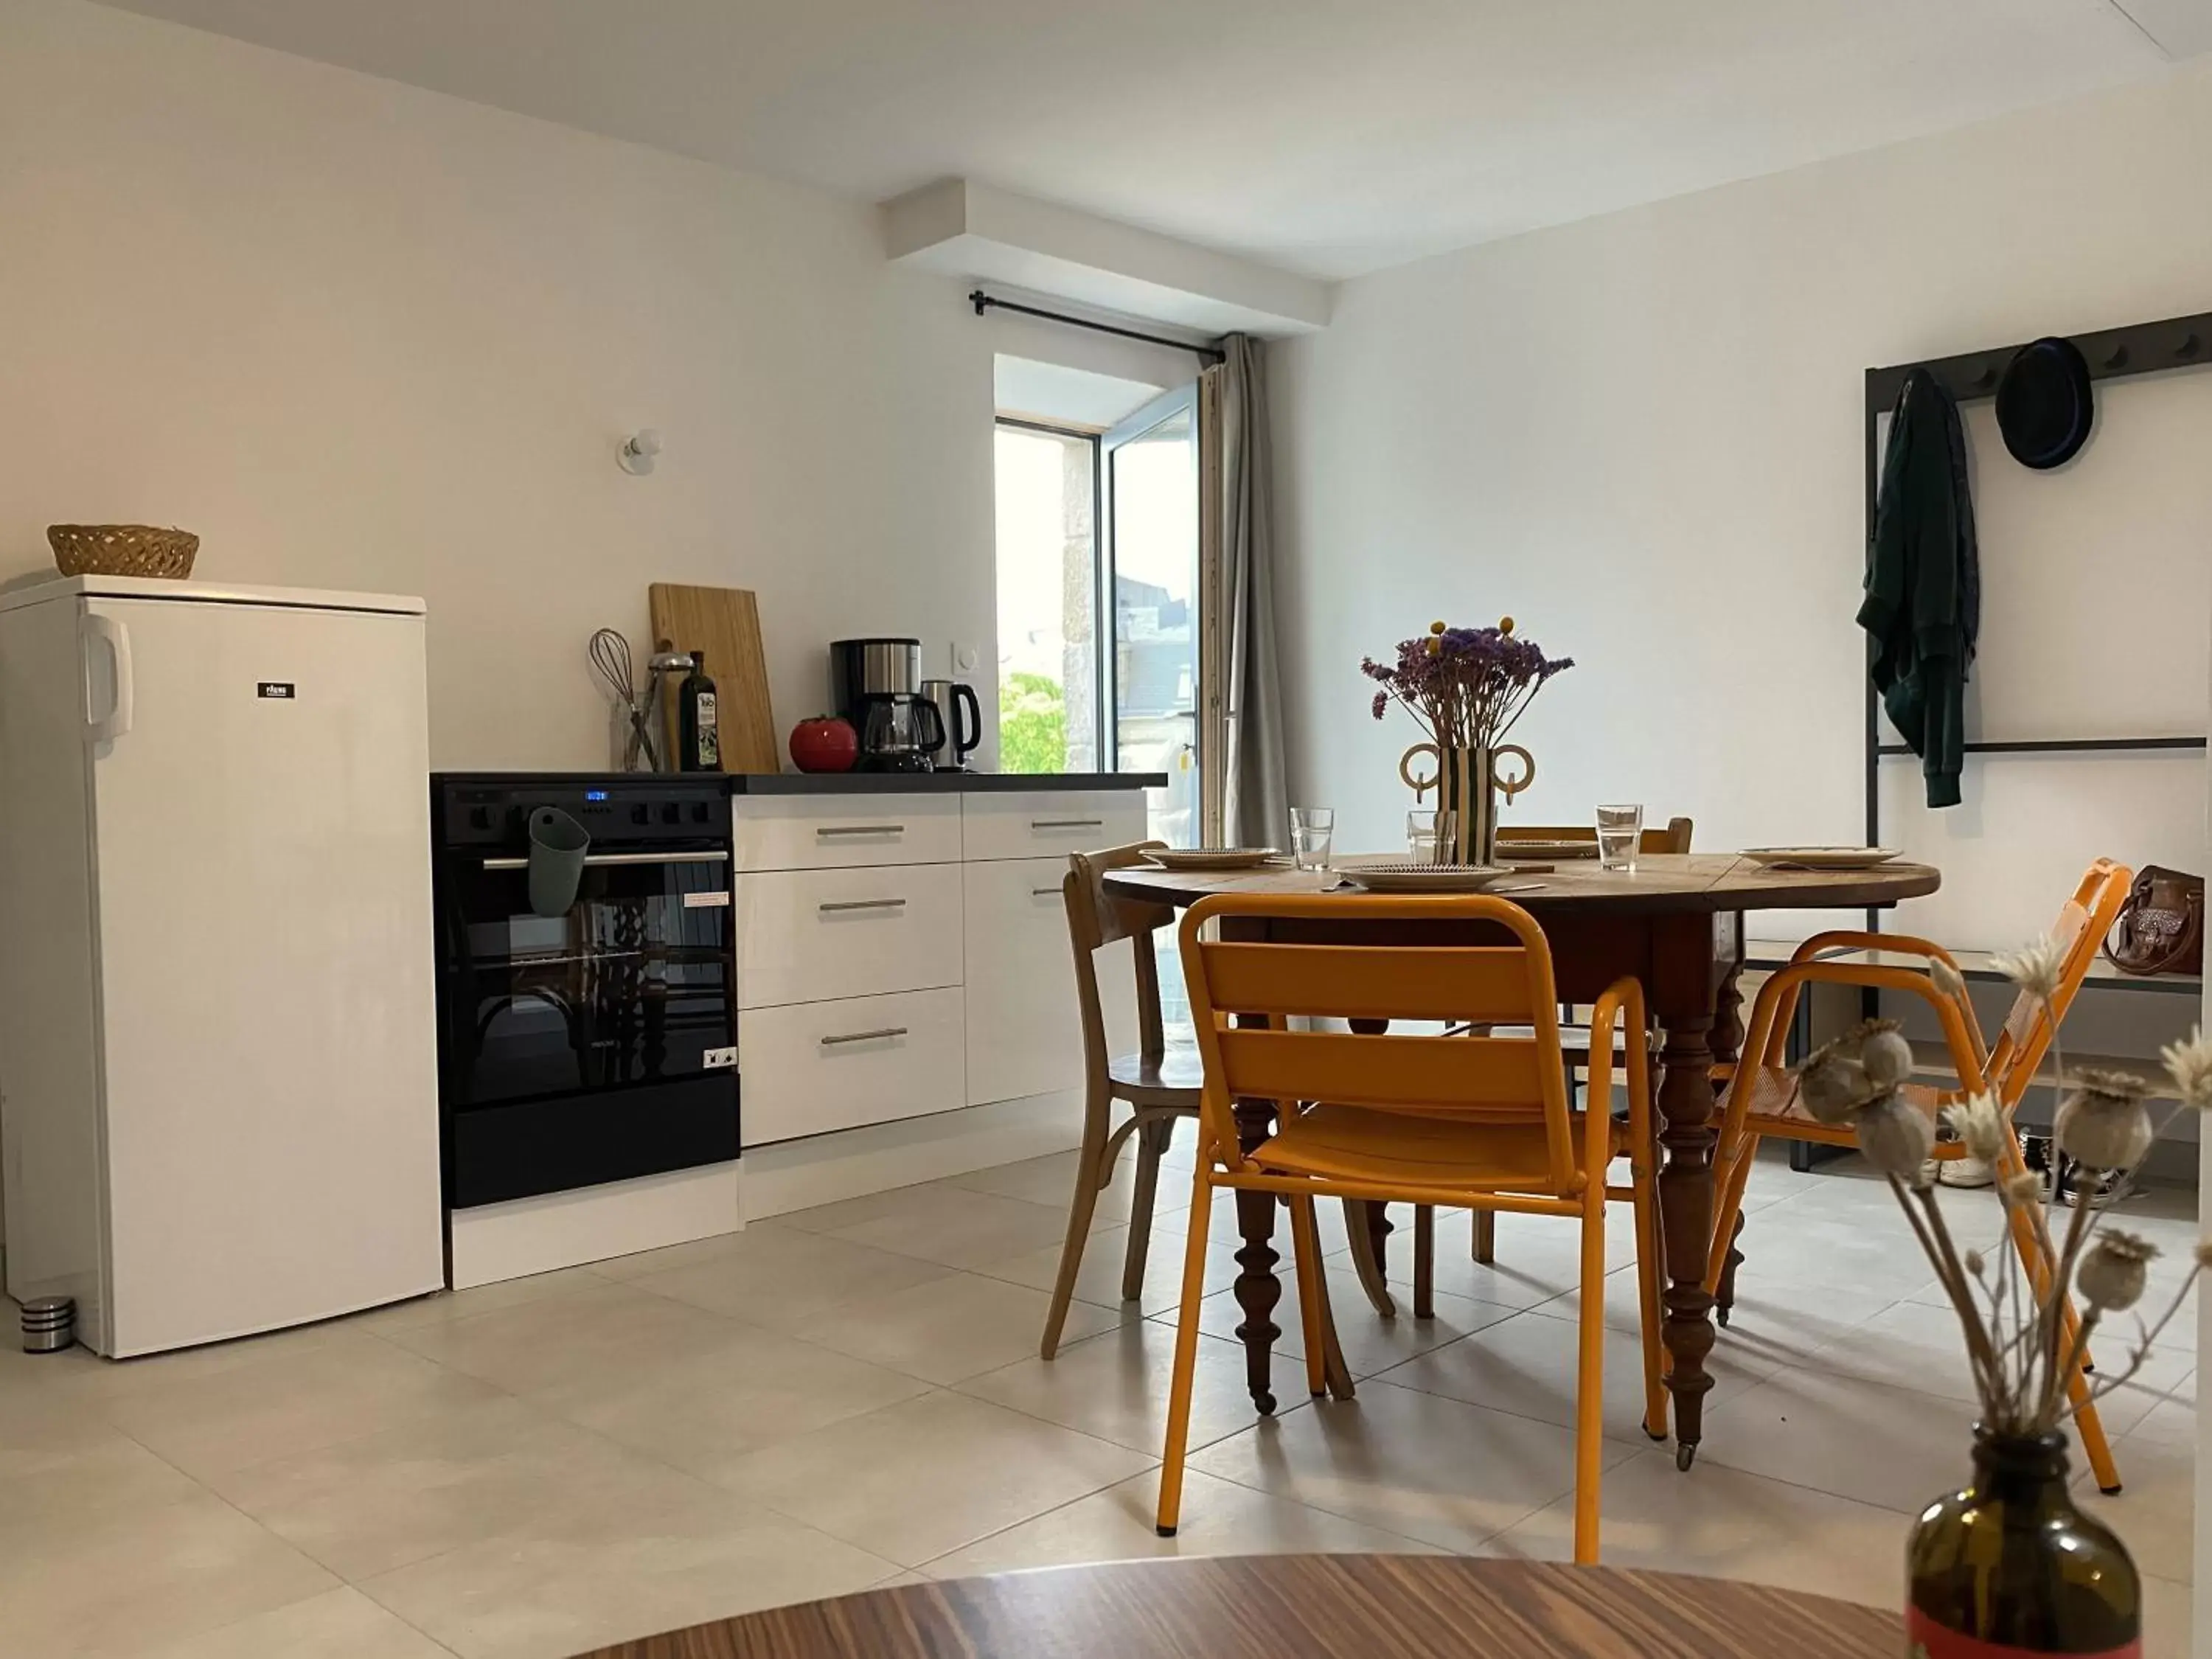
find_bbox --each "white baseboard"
[448,1161,742,1289]
[742,1091,1085,1221]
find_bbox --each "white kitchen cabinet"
[734,863,961,1009]
[961,791,1150,862]
[960,856,1140,1107]
[739,989,965,1147]
[733,795,961,872]
[732,785,1150,1150]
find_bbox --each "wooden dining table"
[1101,852,1940,1467]
[568,1554,1904,1657]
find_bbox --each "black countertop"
[728,771,1164,795]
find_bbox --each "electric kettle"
[918,679,982,772]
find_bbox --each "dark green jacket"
[1860,369,1978,809]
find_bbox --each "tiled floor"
[1,1145,2197,1658]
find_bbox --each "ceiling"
[97,0,2198,279]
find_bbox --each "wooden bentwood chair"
[1038,843,1203,1360]
[1705,857,2134,1494]
[1157,891,1666,1562]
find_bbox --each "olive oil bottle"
[1906,1432,2140,1656]
[678,650,720,772]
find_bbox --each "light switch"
[953,642,980,672]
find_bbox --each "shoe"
[1937,1154,1996,1189]
[2056,1161,2135,1210]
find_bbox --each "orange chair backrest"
[1983,858,2134,1105]
[1177,891,1578,1194]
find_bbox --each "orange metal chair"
[1704,858,2133,1493]
[1155,891,1665,1563]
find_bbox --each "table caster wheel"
[1676,1442,1697,1472]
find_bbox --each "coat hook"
[2102,344,2129,370]
[2177,333,2202,360]
[1965,361,1997,390]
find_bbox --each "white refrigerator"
[0,575,443,1356]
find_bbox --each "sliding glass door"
[1104,385,1200,849]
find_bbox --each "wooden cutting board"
[646,583,779,773]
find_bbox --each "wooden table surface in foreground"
[569,1555,1904,1658]
[1101,853,1941,1464]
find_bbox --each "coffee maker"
[830,638,944,773]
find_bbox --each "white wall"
[0,0,998,770]
[1271,57,2212,951]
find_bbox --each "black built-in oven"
[431,773,737,1210]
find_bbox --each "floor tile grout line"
[1163,1389,1581,1554]
[905,1453,1449,1578]
[86,1415,470,1658]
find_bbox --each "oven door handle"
[479,851,731,871]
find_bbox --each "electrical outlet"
[703,1046,737,1071]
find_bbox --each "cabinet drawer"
[961,791,1150,863]
[963,856,1134,1105]
[741,990,965,1147]
[734,796,962,872]
[735,866,961,1009]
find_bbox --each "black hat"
[1994,335,2093,470]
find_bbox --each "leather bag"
[2103,865,2204,976]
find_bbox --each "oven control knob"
[631,804,650,827]
[661,803,682,825]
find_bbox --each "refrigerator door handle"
[83,613,135,743]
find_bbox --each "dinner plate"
[1143,847,1278,872]
[1740,846,1902,869]
[1497,839,1599,860]
[1339,863,1515,894]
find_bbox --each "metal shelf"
[1874,736,2206,757]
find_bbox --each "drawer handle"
[1030,818,1104,830]
[481,851,727,870]
[818,897,908,914]
[816,824,905,838]
[1032,886,1062,897]
[821,1026,910,1046]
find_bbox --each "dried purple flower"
[1362,619,1573,749]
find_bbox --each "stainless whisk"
[589,627,659,771]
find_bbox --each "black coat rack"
[1860,309,2212,868]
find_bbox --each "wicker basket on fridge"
[46,525,198,580]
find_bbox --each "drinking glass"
[1596,803,1645,872]
[1290,807,1336,875]
[1406,808,1456,866]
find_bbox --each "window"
[992,378,1206,854]
[992,420,1100,775]
[1103,387,1200,847]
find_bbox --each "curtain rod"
[969,289,1226,366]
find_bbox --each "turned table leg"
[1655,1007,1720,1467]
[1651,910,1731,1471]
[1709,924,1747,1332]
[1716,1211,1747,1327]
[1228,1096,1281,1415]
